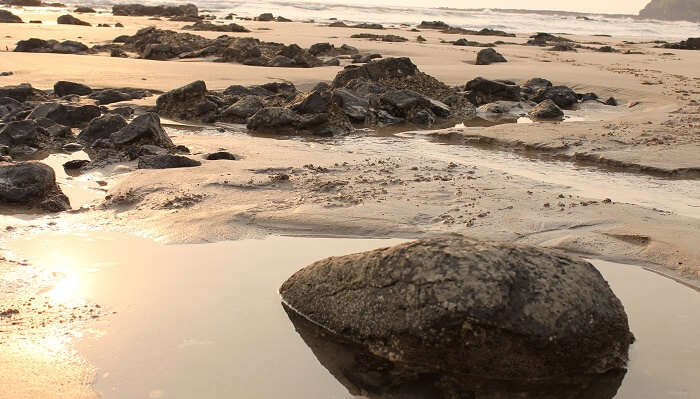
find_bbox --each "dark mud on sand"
[2,234,699,398]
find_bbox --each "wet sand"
[2,233,700,398]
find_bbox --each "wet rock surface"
[280,237,634,390]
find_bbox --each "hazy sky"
[345,0,651,15]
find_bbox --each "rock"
[255,13,275,21]
[533,85,579,109]
[246,107,301,132]
[417,20,450,29]
[464,77,521,105]
[74,7,95,13]
[112,4,198,17]
[108,106,134,117]
[14,38,89,54]
[62,142,83,152]
[63,159,89,169]
[639,0,700,23]
[549,44,577,52]
[0,97,24,120]
[54,81,92,97]
[477,101,528,119]
[309,42,333,56]
[0,10,23,23]
[110,48,127,58]
[280,237,634,387]
[155,80,216,121]
[0,162,70,212]
[331,88,369,122]
[220,95,264,123]
[475,48,507,65]
[351,53,382,64]
[332,57,419,88]
[0,83,33,102]
[182,21,249,33]
[205,151,236,160]
[605,97,618,106]
[598,45,616,52]
[529,99,564,119]
[27,102,101,128]
[269,55,295,67]
[113,35,130,43]
[380,89,450,118]
[323,57,340,66]
[289,89,331,114]
[78,114,128,146]
[0,120,46,147]
[350,33,408,42]
[88,88,150,105]
[57,14,91,26]
[137,154,201,169]
[110,113,174,148]
[523,77,552,92]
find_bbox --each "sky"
[331,0,652,15]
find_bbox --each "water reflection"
[283,304,626,399]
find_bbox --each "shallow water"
[2,233,699,398]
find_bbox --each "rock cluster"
[417,21,515,37]
[112,3,198,17]
[280,237,634,398]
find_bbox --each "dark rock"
[529,99,564,120]
[598,45,616,52]
[475,47,507,65]
[113,4,198,17]
[0,10,23,23]
[255,13,275,21]
[0,120,46,147]
[269,55,295,67]
[662,37,700,50]
[380,89,449,118]
[205,151,236,160]
[27,102,101,127]
[417,20,450,29]
[280,237,633,385]
[331,88,369,122]
[113,35,130,43]
[289,89,331,114]
[155,80,216,121]
[219,95,264,123]
[332,57,419,88]
[78,114,128,146]
[309,42,333,56]
[549,44,577,52]
[110,48,127,58]
[0,162,70,212]
[246,107,301,132]
[605,97,618,106]
[0,83,33,102]
[350,33,408,42]
[579,92,599,102]
[182,21,249,32]
[74,7,95,13]
[137,154,201,169]
[0,97,24,120]
[464,77,520,105]
[63,159,89,169]
[110,113,174,148]
[57,14,91,26]
[62,142,83,151]
[108,106,134,117]
[88,88,150,105]
[523,77,552,92]
[533,85,579,109]
[323,57,340,66]
[14,38,89,54]
[54,81,92,97]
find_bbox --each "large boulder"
[57,14,91,26]
[464,77,520,105]
[54,81,92,97]
[155,80,217,121]
[0,162,70,212]
[533,85,579,109]
[27,102,101,128]
[475,48,507,65]
[0,10,23,23]
[78,114,128,146]
[110,113,174,148]
[529,99,564,120]
[280,237,634,389]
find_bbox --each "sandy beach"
[1,3,699,398]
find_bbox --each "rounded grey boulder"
[280,237,633,382]
[0,162,70,212]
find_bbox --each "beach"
[1,3,699,398]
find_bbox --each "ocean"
[93,0,700,40]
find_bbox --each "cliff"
[639,0,700,22]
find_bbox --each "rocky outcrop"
[662,37,700,50]
[280,237,634,397]
[0,10,23,23]
[155,80,217,122]
[475,48,507,65]
[78,114,128,146]
[0,83,34,102]
[57,14,91,26]
[0,162,70,212]
[182,21,249,33]
[639,0,700,22]
[464,77,521,105]
[112,4,198,17]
